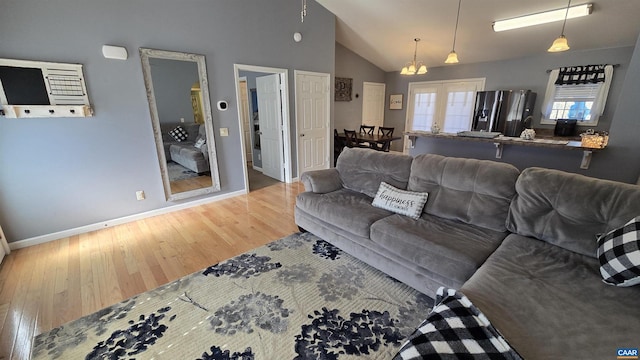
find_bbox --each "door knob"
[300,133,305,137]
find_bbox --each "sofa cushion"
[170,144,204,161]
[460,234,640,359]
[372,182,428,220]
[336,148,413,198]
[597,216,640,287]
[407,154,519,232]
[370,214,507,288]
[296,189,393,238]
[300,169,342,194]
[506,167,640,257]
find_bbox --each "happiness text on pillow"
[378,189,415,211]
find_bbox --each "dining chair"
[378,127,394,137]
[343,129,368,149]
[334,129,346,165]
[373,127,395,152]
[359,125,375,135]
[358,125,375,147]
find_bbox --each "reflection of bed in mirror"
[140,48,221,201]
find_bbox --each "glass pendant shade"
[400,67,409,75]
[548,35,570,52]
[445,51,459,64]
[417,65,428,74]
[548,0,572,53]
[445,0,462,64]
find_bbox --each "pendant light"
[548,0,572,52]
[445,0,462,64]
[401,38,428,75]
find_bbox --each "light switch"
[220,128,229,136]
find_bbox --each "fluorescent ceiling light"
[493,3,592,32]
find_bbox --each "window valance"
[541,64,614,125]
[555,64,608,85]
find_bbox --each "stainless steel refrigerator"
[472,90,536,137]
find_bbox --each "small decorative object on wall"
[389,94,403,110]
[335,77,352,101]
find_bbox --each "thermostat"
[217,100,229,111]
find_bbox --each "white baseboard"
[9,190,246,250]
[252,165,263,172]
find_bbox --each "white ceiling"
[315,0,640,72]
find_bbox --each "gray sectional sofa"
[160,123,210,173]
[295,147,640,359]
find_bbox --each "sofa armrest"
[300,169,342,193]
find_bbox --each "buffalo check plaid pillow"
[394,287,522,360]
[169,126,188,142]
[597,216,640,287]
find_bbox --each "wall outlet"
[136,190,145,200]
[220,128,229,136]
[180,117,185,123]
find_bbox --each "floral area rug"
[167,161,198,181]
[32,232,432,360]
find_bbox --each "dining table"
[336,132,402,151]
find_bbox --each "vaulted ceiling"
[315,0,640,72]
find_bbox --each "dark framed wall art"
[335,77,352,101]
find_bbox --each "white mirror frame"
[139,48,221,201]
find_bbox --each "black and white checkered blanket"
[394,287,522,360]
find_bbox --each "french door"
[405,78,485,152]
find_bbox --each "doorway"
[234,64,292,192]
[362,82,386,128]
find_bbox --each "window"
[406,78,485,137]
[541,65,613,126]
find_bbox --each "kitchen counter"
[404,129,604,169]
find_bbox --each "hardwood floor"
[169,174,213,193]
[0,181,303,359]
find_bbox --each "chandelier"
[401,38,428,75]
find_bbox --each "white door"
[256,74,284,181]
[296,72,330,174]
[362,82,386,128]
[238,78,252,164]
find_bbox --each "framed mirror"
[140,48,221,201]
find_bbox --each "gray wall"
[0,0,335,242]
[334,43,385,131]
[384,45,639,183]
[150,58,199,125]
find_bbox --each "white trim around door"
[233,64,292,193]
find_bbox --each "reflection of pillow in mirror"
[169,126,188,142]
[194,138,206,149]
